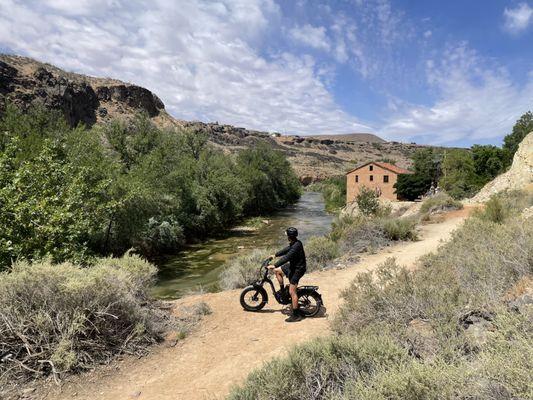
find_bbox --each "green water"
[151,192,334,299]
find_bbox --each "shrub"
[356,186,380,216]
[331,215,417,254]
[477,195,507,223]
[420,193,463,214]
[0,253,162,382]
[380,217,418,241]
[227,334,408,400]
[219,249,271,289]
[343,359,466,400]
[334,216,533,338]
[231,195,533,400]
[474,190,533,223]
[306,236,339,271]
[336,217,390,253]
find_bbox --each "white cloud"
[0,0,370,135]
[503,2,533,34]
[288,24,330,51]
[423,30,432,38]
[380,43,533,144]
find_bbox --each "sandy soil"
[41,213,468,400]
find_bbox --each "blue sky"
[0,0,532,146]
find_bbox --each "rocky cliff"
[468,132,533,203]
[0,55,164,127]
[0,54,427,182]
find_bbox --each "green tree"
[439,149,481,199]
[0,138,111,268]
[503,111,533,165]
[394,148,441,200]
[471,144,505,183]
[394,174,432,201]
[237,143,301,215]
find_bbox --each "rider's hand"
[267,265,276,270]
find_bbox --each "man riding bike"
[267,227,306,322]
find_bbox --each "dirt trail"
[46,213,467,400]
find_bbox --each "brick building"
[346,161,413,202]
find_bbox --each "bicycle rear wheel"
[297,290,322,317]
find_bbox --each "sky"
[0,0,532,146]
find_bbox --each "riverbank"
[40,210,469,400]
[152,192,334,299]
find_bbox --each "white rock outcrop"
[468,132,533,203]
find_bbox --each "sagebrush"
[229,199,533,399]
[0,253,163,383]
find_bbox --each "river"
[151,192,334,299]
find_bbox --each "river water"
[151,192,334,299]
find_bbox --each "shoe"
[285,312,303,323]
[295,308,306,318]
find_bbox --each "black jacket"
[274,240,306,271]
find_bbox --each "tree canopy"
[0,105,301,269]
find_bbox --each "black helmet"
[286,227,298,238]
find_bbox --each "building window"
[355,175,359,183]
[383,175,389,183]
[370,175,373,182]
[369,165,373,171]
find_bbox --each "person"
[267,227,306,322]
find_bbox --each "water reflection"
[152,192,333,299]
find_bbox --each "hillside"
[0,54,425,182]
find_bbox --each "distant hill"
[306,133,386,143]
[0,54,430,183]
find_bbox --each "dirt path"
[45,214,467,400]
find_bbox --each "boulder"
[406,318,439,359]
[459,310,495,349]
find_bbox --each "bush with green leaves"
[307,176,346,212]
[355,186,380,216]
[439,149,484,199]
[0,105,301,268]
[306,235,340,271]
[0,137,112,267]
[0,253,162,382]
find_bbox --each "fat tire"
[240,286,267,311]
[297,289,322,317]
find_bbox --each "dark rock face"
[0,58,165,127]
[96,85,164,117]
[37,77,99,127]
[0,61,17,95]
